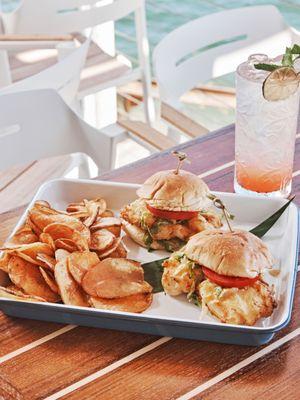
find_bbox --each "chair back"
[0,38,90,104]
[153,5,299,106]
[0,89,111,171]
[1,0,142,34]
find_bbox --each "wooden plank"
[0,120,298,400]
[161,102,209,138]
[0,328,156,399]
[99,124,235,183]
[51,134,299,399]
[42,268,300,400]
[0,163,34,192]
[199,336,300,400]
[0,34,73,42]
[0,156,75,214]
[7,35,131,96]
[118,119,177,151]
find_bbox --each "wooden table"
[0,123,299,400]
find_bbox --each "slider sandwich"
[162,230,277,326]
[120,152,222,252]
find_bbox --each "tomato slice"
[146,204,198,220]
[202,266,259,288]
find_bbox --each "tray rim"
[0,177,298,334]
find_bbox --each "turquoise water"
[116,0,300,64]
[2,0,300,64]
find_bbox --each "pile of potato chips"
[0,198,153,313]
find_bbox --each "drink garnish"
[172,151,190,174]
[254,45,300,101]
[262,67,299,101]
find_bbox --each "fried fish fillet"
[121,199,222,244]
[198,279,277,326]
[162,251,203,296]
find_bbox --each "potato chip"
[44,223,89,251]
[39,268,60,294]
[8,256,59,302]
[54,258,89,307]
[34,200,51,208]
[36,253,56,271]
[29,207,90,243]
[39,233,56,251]
[55,238,78,252]
[26,216,42,236]
[86,198,106,213]
[89,292,153,313]
[3,242,54,266]
[82,258,145,298]
[102,210,114,218]
[108,241,128,259]
[98,237,122,259]
[83,203,100,228]
[66,202,87,214]
[0,252,10,273]
[90,279,152,299]
[55,249,70,262]
[67,251,99,284]
[6,284,26,296]
[90,229,115,252]
[91,217,122,237]
[0,286,46,302]
[7,224,38,245]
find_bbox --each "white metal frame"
[0,37,90,106]
[153,5,300,108]
[0,0,155,123]
[0,89,125,174]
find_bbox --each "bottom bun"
[122,221,164,250]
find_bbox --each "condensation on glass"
[234,54,300,198]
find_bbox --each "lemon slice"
[262,67,299,101]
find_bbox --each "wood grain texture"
[199,336,300,400]
[0,156,75,214]
[161,102,209,137]
[99,125,235,184]
[0,122,298,400]
[56,276,300,400]
[0,328,156,399]
[118,118,177,151]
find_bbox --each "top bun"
[136,170,210,211]
[185,230,273,278]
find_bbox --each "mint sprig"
[254,63,279,72]
[254,44,300,72]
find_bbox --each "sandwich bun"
[185,230,273,278]
[136,169,210,211]
[122,221,164,250]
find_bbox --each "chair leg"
[135,2,156,125]
[71,152,98,179]
[0,50,12,88]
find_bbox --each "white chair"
[153,5,300,137]
[0,0,155,123]
[0,88,123,176]
[0,88,172,175]
[0,37,90,106]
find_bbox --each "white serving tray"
[0,178,298,346]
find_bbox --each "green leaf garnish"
[291,44,300,54]
[254,63,280,72]
[142,258,166,293]
[250,196,295,238]
[142,197,295,292]
[255,44,300,72]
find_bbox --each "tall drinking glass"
[234,54,300,197]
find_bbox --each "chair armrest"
[0,34,74,42]
[118,118,176,151]
[161,102,209,138]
